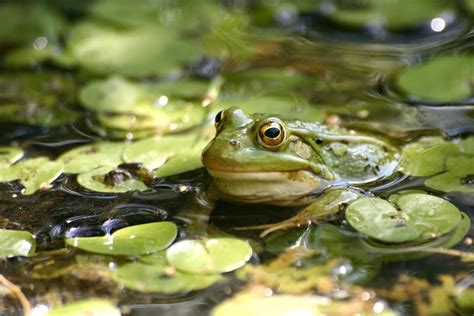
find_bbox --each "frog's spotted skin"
[202,107,399,206]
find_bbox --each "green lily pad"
[0,229,36,258]
[0,72,77,127]
[114,261,220,293]
[395,55,474,102]
[46,299,120,316]
[400,137,457,176]
[58,142,126,174]
[212,292,397,316]
[62,22,200,77]
[0,4,64,45]
[66,221,177,256]
[80,76,207,137]
[77,166,148,193]
[123,134,199,170]
[0,157,64,195]
[345,193,462,243]
[425,169,474,193]
[166,238,253,274]
[323,0,456,31]
[457,136,474,154]
[0,146,23,167]
[91,0,225,32]
[211,95,325,122]
[154,135,211,177]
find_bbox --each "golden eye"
[258,119,287,150]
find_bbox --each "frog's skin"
[202,107,399,206]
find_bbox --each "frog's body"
[202,107,399,206]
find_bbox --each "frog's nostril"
[229,139,240,147]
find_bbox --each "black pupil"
[215,111,222,124]
[264,127,280,138]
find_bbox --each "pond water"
[0,1,473,315]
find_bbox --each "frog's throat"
[206,169,326,206]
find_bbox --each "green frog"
[202,107,399,207]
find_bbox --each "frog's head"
[201,107,330,205]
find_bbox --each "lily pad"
[212,292,397,316]
[395,55,474,102]
[322,0,456,31]
[0,146,23,167]
[166,238,252,274]
[76,166,148,193]
[425,169,474,193]
[62,22,200,77]
[0,4,64,45]
[0,157,64,195]
[0,72,78,127]
[114,261,220,293]
[123,134,198,170]
[211,95,325,122]
[400,137,457,176]
[58,142,126,174]
[0,229,36,258]
[46,299,120,316]
[66,221,177,256]
[80,76,207,137]
[345,193,462,243]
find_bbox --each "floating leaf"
[154,136,211,177]
[77,166,148,193]
[114,261,220,293]
[345,193,462,243]
[211,95,325,122]
[0,72,77,127]
[0,229,36,258]
[211,292,397,316]
[0,146,23,167]
[400,137,457,176]
[62,22,200,77]
[323,0,456,31]
[66,222,177,256]
[395,55,474,102]
[0,157,63,195]
[80,76,207,137]
[58,142,126,174]
[166,238,252,274]
[0,4,64,45]
[46,299,120,316]
[425,169,474,193]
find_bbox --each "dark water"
[0,1,474,315]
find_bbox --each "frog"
[202,107,399,205]
[199,107,400,236]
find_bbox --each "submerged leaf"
[114,261,220,293]
[396,55,474,102]
[425,169,474,193]
[46,299,120,316]
[66,222,177,256]
[63,22,200,77]
[345,193,462,243]
[400,137,457,176]
[166,238,252,274]
[0,229,36,258]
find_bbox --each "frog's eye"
[258,119,287,150]
[214,110,224,127]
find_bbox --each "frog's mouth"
[206,168,324,206]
